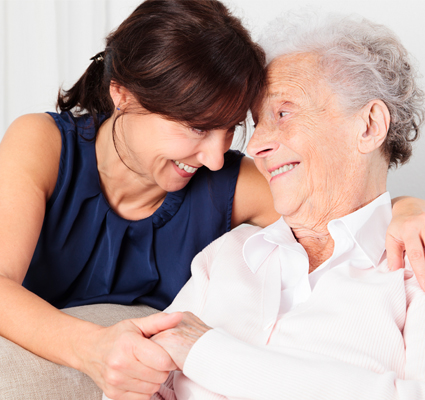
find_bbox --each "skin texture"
[149,53,425,375]
[151,312,211,371]
[247,53,390,271]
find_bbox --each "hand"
[151,312,211,370]
[81,312,183,400]
[387,196,425,290]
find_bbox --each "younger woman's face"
[114,111,236,192]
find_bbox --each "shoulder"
[1,113,62,197]
[2,113,62,157]
[6,113,60,137]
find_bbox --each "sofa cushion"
[0,303,159,400]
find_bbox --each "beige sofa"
[0,303,159,400]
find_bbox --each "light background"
[1,0,424,198]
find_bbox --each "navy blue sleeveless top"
[23,112,243,310]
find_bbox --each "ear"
[357,100,390,154]
[109,81,131,109]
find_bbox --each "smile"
[173,160,199,174]
[270,163,298,177]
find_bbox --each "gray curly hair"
[259,12,425,168]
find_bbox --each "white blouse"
[104,192,425,400]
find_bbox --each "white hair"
[259,11,425,168]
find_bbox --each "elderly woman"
[102,13,425,400]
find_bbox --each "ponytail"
[56,51,114,129]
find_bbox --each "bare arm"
[231,157,280,228]
[0,114,177,399]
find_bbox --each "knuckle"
[103,386,122,399]
[156,353,172,370]
[405,216,424,230]
[416,272,425,280]
[104,370,123,387]
[107,357,125,371]
[408,249,423,261]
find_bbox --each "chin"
[162,180,192,193]
[273,197,300,217]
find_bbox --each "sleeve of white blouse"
[166,233,425,400]
[403,275,425,381]
[183,317,425,400]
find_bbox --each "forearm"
[184,329,425,400]
[0,274,101,371]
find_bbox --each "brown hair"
[57,0,266,133]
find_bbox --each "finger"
[103,386,157,400]
[120,394,154,400]
[385,234,405,271]
[120,393,156,400]
[103,330,175,380]
[103,375,162,398]
[132,312,183,338]
[131,334,178,372]
[105,354,171,385]
[404,234,425,291]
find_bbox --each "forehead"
[263,52,332,107]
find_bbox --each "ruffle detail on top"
[152,188,188,228]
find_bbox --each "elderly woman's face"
[247,53,362,217]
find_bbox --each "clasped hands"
[99,312,210,400]
[150,311,211,370]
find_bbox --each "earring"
[117,107,121,111]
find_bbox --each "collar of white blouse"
[243,192,392,314]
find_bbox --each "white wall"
[1,0,424,198]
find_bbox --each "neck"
[286,175,386,273]
[95,117,167,220]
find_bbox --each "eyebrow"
[269,91,286,98]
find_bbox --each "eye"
[278,111,290,119]
[191,127,208,136]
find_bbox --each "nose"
[197,130,232,171]
[247,123,279,159]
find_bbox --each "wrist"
[59,317,105,373]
